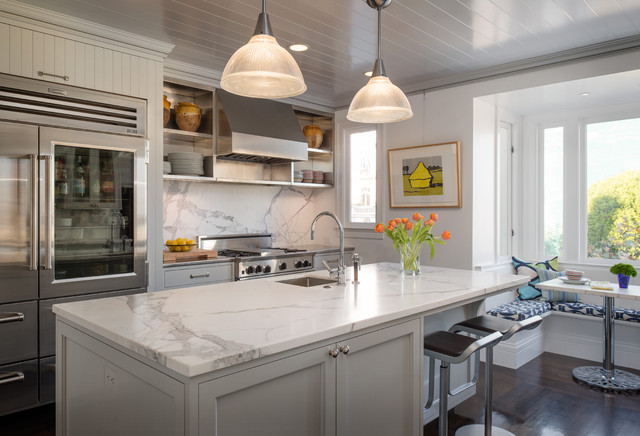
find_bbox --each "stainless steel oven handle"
[29,154,38,271]
[0,312,25,324]
[0,371,25,386]
[44,155,54,270]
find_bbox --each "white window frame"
[336,119,382,235]
[523,103,640,267]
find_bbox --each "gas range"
[197,234,314,280]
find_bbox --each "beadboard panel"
[0,19,156,97]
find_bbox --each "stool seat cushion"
[453,315,520,336]
[488,300,551,321]
[424,331,478,359]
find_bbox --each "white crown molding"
[0,0,174,60]
[335,35,640,109]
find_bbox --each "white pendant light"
[221,0,306,99]
[347,0,412,123]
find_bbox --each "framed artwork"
[388,141,461,208]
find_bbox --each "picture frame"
[388,141,461,208]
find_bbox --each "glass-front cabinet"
[39,127,147,299]
[53,145,134,280]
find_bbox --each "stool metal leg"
[440,362,450,436]
[485,346,493,436]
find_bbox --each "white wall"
[340,49,640,271]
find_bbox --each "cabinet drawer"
[39,288,146,358]
[0,301,37,365]
[0,359,38,416]
[164,263,233,288]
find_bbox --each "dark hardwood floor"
[424,353,640,436]
[1,352,638,435]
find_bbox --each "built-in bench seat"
[486,299,640,370]
[487,300,551,321]
[489,300,640,323]
[551,301,640,323]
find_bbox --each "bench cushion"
[552,302,640,323]
[488,300,551,321]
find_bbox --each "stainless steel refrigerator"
[0,74,148,415]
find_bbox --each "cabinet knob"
[329,348,339,358]
[340,345,350,355]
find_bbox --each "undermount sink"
[277,276,337,287]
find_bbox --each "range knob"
[294,260,303,268]
[279,262,287,271]
[246,265,255,274]
[264,265,272,273]
[255,265,263,273]
[302,259,311,268]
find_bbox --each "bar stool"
[423,330,503,436]
[449,315,543,436]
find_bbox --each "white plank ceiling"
[13,0,640,108]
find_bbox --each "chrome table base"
[572,366,640,391]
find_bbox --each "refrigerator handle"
[43,155,54,270]
[29,154,38,271]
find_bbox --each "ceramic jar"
[175,102,202,132]
[303,125,323,149]
[163,95,171,127]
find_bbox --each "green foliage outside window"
[587,170,640,260]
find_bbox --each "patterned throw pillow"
[512,256,559,300]
[537,268,579,302]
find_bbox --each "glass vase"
[398,243,421,276]
[617,273,630,289]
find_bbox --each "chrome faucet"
[310,211,345,284]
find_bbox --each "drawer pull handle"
[0,371,25,386]
[0,312,24,324]
[190,273,210,279]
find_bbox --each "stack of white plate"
[168,152,204,176]
[203,156,214,177]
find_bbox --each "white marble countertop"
[537,278,640,301]
[53,263,528,378]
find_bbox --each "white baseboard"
[492,325,545,369]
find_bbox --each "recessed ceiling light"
[579,92,591,96]
[289,44,309,52]
[364,71,373,77]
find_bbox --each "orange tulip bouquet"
[375,213,451,275]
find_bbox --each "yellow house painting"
[401,157,443,196]
[408,162,432,188]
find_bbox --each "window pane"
[349,130,376,223]
[586,118,640,260]
[543,127,563,257]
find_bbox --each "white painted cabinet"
[0,21,156,98]
[197,319,421,436]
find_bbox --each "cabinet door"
[336,319,421,436]
[199,347,336,436]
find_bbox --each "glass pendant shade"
[347,75,413,123]
[221,34,307,99]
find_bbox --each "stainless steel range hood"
[216,89,308,163]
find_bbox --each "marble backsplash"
[163,181,328,246]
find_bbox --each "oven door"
[38,127,147,298]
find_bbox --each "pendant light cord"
[377,6,382,62]
[262,0,266,13]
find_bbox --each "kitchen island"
[54,263,527,436]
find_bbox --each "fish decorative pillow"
[512,256,559,300]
